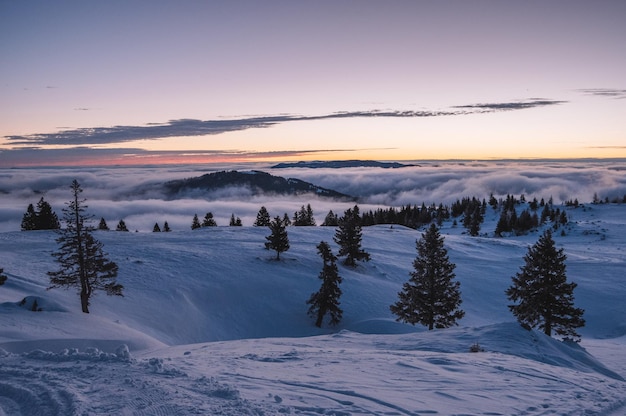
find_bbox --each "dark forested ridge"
[163,170,354,200]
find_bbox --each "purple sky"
[1,1,625,166]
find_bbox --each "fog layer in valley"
[1,160,625,232]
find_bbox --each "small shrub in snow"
[469,343,484,353]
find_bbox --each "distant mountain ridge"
[163,170,353,200]
[271,160,416,169]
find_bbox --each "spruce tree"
[116,219,129,232]
[35,197,60,229]
[48,180,122,313]
[321,210,339,226]
[202,212,217,227]
[153,222,161,232]
[21,203,38,230]
[0,267,7,286]
[191,214,201,230]
[229,214,242,226]
[307,241,342,328]
[265,216,289,260]
[163,221,171,232]
[294,204,316,226]
[506,229,585,339]
[390,223,464,330]
[98,217,109,230]
[254,206,271,226]
[334,205,370,267]
[306,204,316,226]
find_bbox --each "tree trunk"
[80,288,90,313]
[315,308,325,328]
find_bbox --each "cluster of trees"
[592,192,626,204]
[21,192,574,239]
[388,224,584,339]
[495,195,568,236]
[260,205,369,327]
[152,222,172,232]
[191,212,218,229]
[264,205,370,268]
[293,204,316,226]
[21,197,60,230]
[360,204,449,229]
[191,204,317,229]
[305,217,585,339]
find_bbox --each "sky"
[1,0,625,167]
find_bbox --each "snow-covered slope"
[0,203,625,414]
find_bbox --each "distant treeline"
[21,191,597,237]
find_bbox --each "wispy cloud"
[577,88,626,99]
[0,147,366,167]
[587,146,626,149]
[452,99,566,112]
[3,99,566,147]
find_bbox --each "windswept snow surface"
[1,203,625,415]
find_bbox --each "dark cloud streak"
[577,88,626,99]
[453,99,567,111]
[4,99,567,147]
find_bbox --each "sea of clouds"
[1,160,625,232]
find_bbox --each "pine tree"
[306,204,316,226]
[307,241,342,328]
[282,212,291,226]
[47,180,122,314]
[293,204,316,226]
[191,214,201,230]
[0,267,7,286]
[21,198,60,230]
[98,217,109,230]
[35,197,60,229]
[488,193,498,210]
[334,205,370,267]
[202,212,217,227]
[229,214,242,226]
[163,221,171,232]
[321,210,339,226]
[265,216,289,260]
[116,219,129,232]
[254,206,271,226]
[390,223,464,330]
[469,206,483,236]
[21,203,38,230]
[505,229,585,339]
[153,222,161,232]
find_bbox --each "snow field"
[0,203,625,414]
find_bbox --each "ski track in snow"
[2,335,625,415]
[0,350,277,415]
